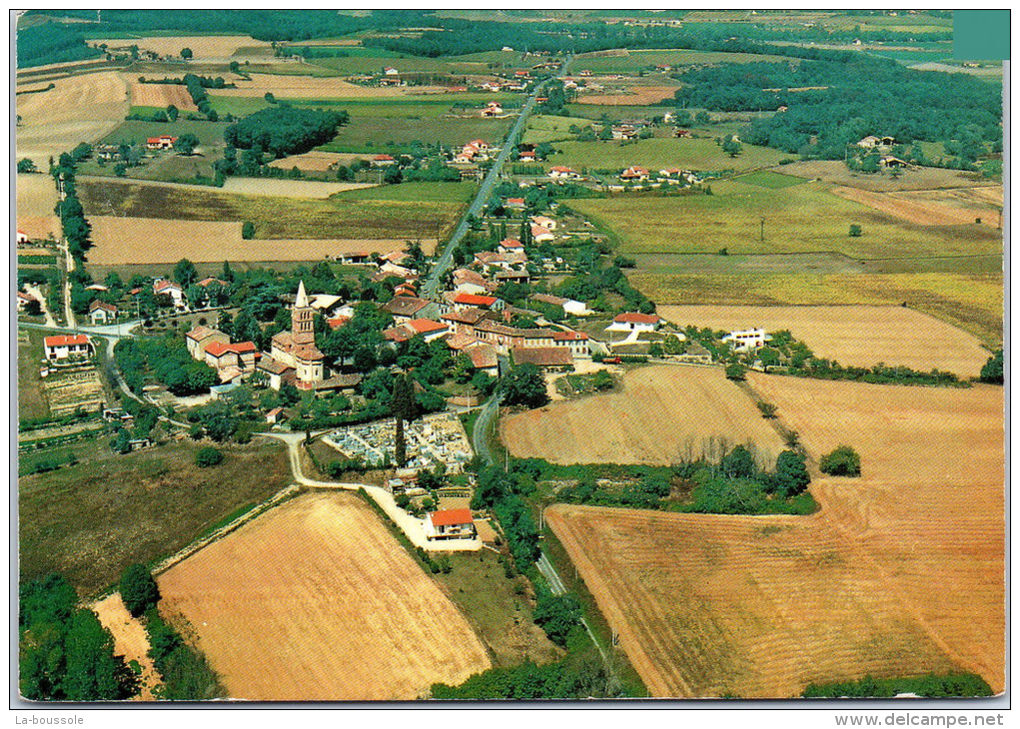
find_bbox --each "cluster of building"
[324,412,473,472]
[185,325,261,385]
[453,138,494,165]
[618,166,701,186]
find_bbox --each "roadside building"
[185,325,229,360]
[383,296,436,323]
[509,346,573,370]
[424,509,476,540]
[44,334,94,362]
[88,300,118,325]
[607,312,661,333]
[146,135,177,150]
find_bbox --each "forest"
[223,107,349,158]
[674,57,1001,160]
[17,21,103,68]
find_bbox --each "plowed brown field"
[832,185,1002,227]
[157,492,490,700]
[658,304,991,378]
[92,594,161,700]
[16,71,128,167]
[95,35,271,59]
[211,74,446,98]
[131,83,199,111]
[500,365,786,466]
[549,377,1004,697]
[576,85,678,105]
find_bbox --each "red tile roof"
[203,341,234,357]
[44,334,90,347]
[227,341,258,354]
[454,292,497,307]
[499,238,523,248]
[407,319,448,334]
[552,330,588,341]
[510,347,573,367]
[373,154,395,161]
[430,508,474,526]
[614,312,660,324]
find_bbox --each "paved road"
[471,391,501,465]
[421,58,573,299]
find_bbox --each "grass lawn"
[78,178,467,240]
[565,180,1003,259]
[733,170,807,188]
[18,438,293,597]
[98,119,230,149]
[17,330,49,422]
[522,114,595,145]
[631,271,1003,347]
[433,552,563,669]
[542,137,788,174]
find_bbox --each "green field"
[99,119,231,149]
[306,54,494,76]
[320,114,514,153]
[572,48,794,74]
[566,180,1003,259]
[521,114,595,145]
[564,103,674,120]
[17,330,49,422]
[19,439,292,596]
[78,178,468,239]
[542,137,788,174]
[733,170,807,188]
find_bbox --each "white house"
[383,66,399,76]
[607,312,661,333]
[424,509,476,540]
[88,300,118,324]
[16,229,29,245]
[153,279,186,309]
[530,215,556,231]
[723,328,771,352]
[371,154,397,167]
[44,334,94,362]
[548,166,579,179]
[530,224,555,243]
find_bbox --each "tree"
[195,447,224,468]
[721,445,756,479]
[175,133,199,155]
[722,137,742,157]
[17,158,37,173]
[119,564,160,617]
[181,47,193,60]
[533,591,582,647]
[241,221,255,240]
[166,104,179,122]
[772,450,810,497]
[819,445,861,477]
[756,401,778,419]
[61,610,134,700]
[849,223,863,237]
[173,258,198,287]
[979,350,1003,384]
[502,364,548,408]
[724,363,746,381]
[390,373,417,467]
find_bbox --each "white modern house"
[723,328,771,352]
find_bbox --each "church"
[258,281,325,390]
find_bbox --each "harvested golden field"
[576,85,679,105]
[130,82,199,112]
[632,272,1003,348]
[95,35,271,59]
[659,304,991,378]
[87,216,433,265]
[267,150,367,172]
[158,491,491,700]
[547,504,959,698]
[15,71,128,167]
[747,374,1004,690]
[776,160,996,192]
[832,185,1002,227]
[219,177,377,199]
[501,365,785,466]
[16,173,60,240]
[212,74,445,98]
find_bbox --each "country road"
[421,57,573,299]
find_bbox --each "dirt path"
[91,594,161,700]
[23,283,55,327]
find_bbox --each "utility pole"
[760,216,765,243]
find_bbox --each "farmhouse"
[371,154,396,167]
[549,166,579,180]
[146,135,177,150]
[383,318,450,344]
[723,328,771,352]
[531,293,591,317]
[674,128,692,138]
[530,215,556,231]
[880,155,910,169]
[17,291,38,312]
[441,307,492,335]
[424,509,476,541]
[88,300,118,324]
[497,238,524,254]
[620,166,650,181]
[552,330,590,357]
[261,281,325,390]
[530,224,555,243]
[494,269,531,284]
[519,149,536,162]
[153,279,186,309]
[44,334,94,362]
[451,292,502,311]
[384,296,437,323]
[608,312,661,333]
[510,347,573,370]
[612,125,638,140]
[186,325,229,359]
[16,229,29,245]
[383,66,399,76]
[265,407,287,425]
[464,343,499,377]
[504,197,525,211]
[858,135,896,149]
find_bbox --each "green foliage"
[819,445,861,477]
[19,574,136,701]
[532,590,582,647]
[18,158,37,173]
[979,349,1004,384]
[724,363,746,381]
[431,656,620,699]
[119,564,160,617]
[773,450,810,497]
[17,22,102,69]
[145,609,224,700]
[848,223,863,237]
[502,363,549,408]
[175,133,199,155]
[241,221,255,240]
[195,447,224,468]
[114,336,217,396]
[803,672,992,699]
[225,106,349,158]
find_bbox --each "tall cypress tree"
[391,373,417,467]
